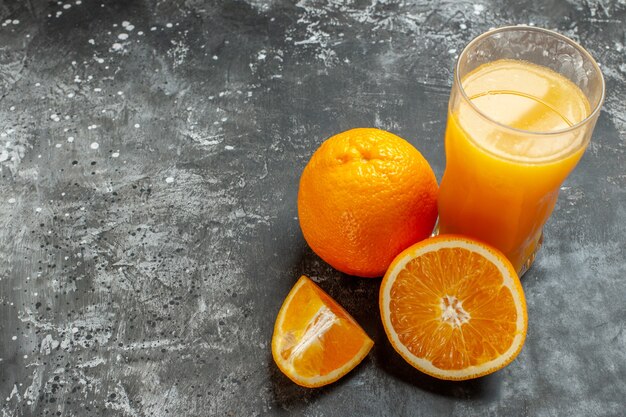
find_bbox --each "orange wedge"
[379,235,527,380]
[272,276,374,387]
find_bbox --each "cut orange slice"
[272,276,374,387]
[379,235,527,380]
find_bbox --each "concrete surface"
[0,0,624,416]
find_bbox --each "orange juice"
[438,59,591,272]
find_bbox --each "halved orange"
[379,235,527,380]
[272,276,374,387]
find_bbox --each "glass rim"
[454,25,606,136]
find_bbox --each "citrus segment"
[380,235,527,380]
[272,276,374,387]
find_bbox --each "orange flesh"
[388,247,518,370]
[274,277,373,382]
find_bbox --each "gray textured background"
[0,0,625,416]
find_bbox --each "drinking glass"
[438,26,605,275]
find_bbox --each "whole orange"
[297,128,438,278]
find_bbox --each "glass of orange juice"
[438,26,605,275]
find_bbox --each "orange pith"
[380,235,528,380]
[272,276,374,387]
[297,128,438,277]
